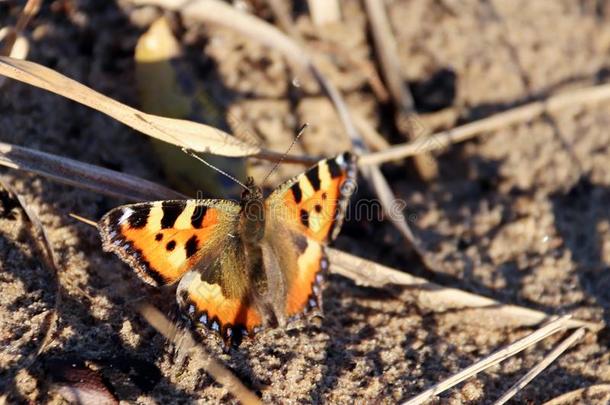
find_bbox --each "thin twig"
[266,0,390,103]
[402,316,577,405]
[308,38,390,103]
[0,140,187,201]
[360,82,610,166]
[328,248,599,331]
[137,303,262,405]
[493,327,586,405]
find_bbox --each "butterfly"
[98,152,357,347]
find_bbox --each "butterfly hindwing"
[177,266,263,347]
[264,229,328,319]
[99,199,240,286]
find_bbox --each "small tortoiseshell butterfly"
[98,152,357,347]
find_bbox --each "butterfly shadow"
[304,275,409,402]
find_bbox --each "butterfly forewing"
[99,199,240,286]
[265,151,357,243]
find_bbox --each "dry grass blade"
[137,303,262,405]
[0,56,261,157]
[402,316,576,405]
[493,327,586,405]
[0,141,186,201]
[542,384,610,405]
[361,82,610,166]
[363,0,438,180]
[0,178,60,365]
[327,248,599,331]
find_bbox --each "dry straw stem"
[131,0,429,267]
[0,141,187,201]
[493,327,586,405]
[137,303,262,405]
[360,82,610,166]
[328,248,598,331]
[0,56,312,164]
[363,0,438,180]
[542,384,610,405]
[402,316,583,405]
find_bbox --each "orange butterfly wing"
[177,269,263,346]
[99,200,240,286]
[264,152,357,319]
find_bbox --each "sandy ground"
[1,0,610,403]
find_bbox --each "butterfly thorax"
[239,177,265,246]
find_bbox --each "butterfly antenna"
[181,147,250,191]
[69,213,98,228]
[261,123,308,185]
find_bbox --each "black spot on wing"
[185,235,199,258]
[327,157,343,179]
[305,167,321,191]
[314,204,322,213]
[300,209,309,227]
[128,204,150,229]
[166,240,176,251]
[161,201,185,229]
[155,233,163,241]
[291,183,302,204]
[191,205,207,229]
